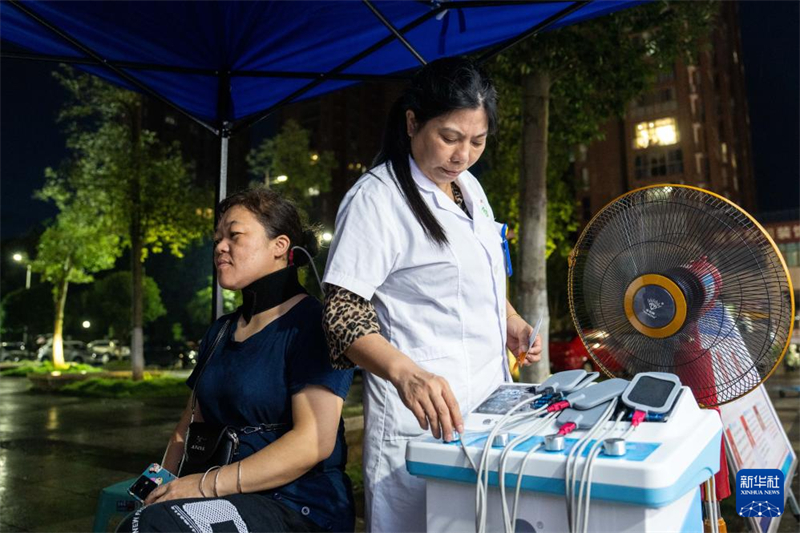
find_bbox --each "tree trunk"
[518,71,551,384]
[130,100,145,381]
[51,261,70,369]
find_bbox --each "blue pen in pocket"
[501,223,513,276]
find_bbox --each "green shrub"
[60,376,188,398]
[1,360,102,377]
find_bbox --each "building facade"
[574,2,757,223]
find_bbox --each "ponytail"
[373,98,448,246]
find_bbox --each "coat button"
[273,493,281,500]
[301,506,311,516]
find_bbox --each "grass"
[59,376,189,398]
[0,360,102,377]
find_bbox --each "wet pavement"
[0,366,798,533]
[0,376,188,532]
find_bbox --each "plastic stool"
[92,478,141,532]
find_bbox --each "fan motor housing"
[624,274,687,338]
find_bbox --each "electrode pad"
[622,372,682,414]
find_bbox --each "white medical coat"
[323,158,510,532]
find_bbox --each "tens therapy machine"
[405,370,722,533]
[404,185,795,532]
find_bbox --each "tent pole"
[212,71,232,321]
[362,0,427,65]
[212,131,229,321]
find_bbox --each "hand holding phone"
[127,463,177,502]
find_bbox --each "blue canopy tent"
[0,0,640,314]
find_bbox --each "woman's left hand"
[507,315,542,367]
[144,473,206,505]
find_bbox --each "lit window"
[634,118,679,149]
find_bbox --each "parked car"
[144,343,198,369]
[87,339,130,360]
[0,341,35,362]
[36,340,94,365]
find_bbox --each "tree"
[247,119,337,211]
[1,284,57,341]
[85,271,166,339]
[482,1,718,381]
[53,66,213,379]
[31,170,121,366]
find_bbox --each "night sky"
[1,1,798,240]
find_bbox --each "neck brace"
[239,266,307,324]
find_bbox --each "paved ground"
[0,376,187,532]
[0,366,798,533]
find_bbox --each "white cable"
[458,432,488,530]
[564,401,618,532]
[459,436,480,472]
[581,415,633,533]
[574,416,621,533]
[478,398,545,528]
[498,413,558,533]
[511,442,544,533]
[290,246,324,295]
[567,405,621,532]
[579,447,604,533]
[475,395,544,533]
[565,417,602,529]
[575,414,627,533]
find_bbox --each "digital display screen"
[128,476,158,502]
[627,376,675,408]
[474,385,539,415]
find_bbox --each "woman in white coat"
[322,57,542,532]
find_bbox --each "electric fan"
[568,184,795,407]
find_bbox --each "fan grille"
[568,185,794,406]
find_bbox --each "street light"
[322,232,333,243]
[274,175,288,183]
[11,252,31,290]
[82,320,91,329]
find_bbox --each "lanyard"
[501,223,513,277]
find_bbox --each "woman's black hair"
[217,188,319,267]
[372,56,497,246]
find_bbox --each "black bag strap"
[189,319,231,424]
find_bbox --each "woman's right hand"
[389,360,464,442]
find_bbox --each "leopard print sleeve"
[322,284,382,370]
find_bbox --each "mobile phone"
[127,463,176,502]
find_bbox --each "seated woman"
[118,189,355,533]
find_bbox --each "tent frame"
[2,0,591,317]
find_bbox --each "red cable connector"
[631,410,646,427]
[558,422,576,436]
[547,400,570,413]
